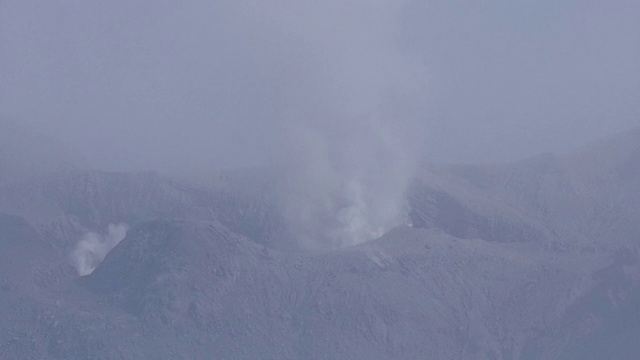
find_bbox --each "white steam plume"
[70,223,128,276]
[282,114,420,249]
[266,0,428,248]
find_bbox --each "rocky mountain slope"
[1,128,640,359]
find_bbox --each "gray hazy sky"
[1,0,639,172]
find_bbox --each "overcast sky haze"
[1,0,639,172]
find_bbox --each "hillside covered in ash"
[2,128,640,359]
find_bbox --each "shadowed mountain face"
[1,128,640,359]
[0,214,52,294]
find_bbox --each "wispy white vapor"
[266,0,428,248]
[70,223,128,276]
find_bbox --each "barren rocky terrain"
[1,128,640,359]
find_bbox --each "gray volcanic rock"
[0,213,52,294]
[1,128,640,359]
[29,219,636,360]
[524,248,640,360]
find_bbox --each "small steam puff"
[70,223,128,276]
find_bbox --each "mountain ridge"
[1,127,640,359]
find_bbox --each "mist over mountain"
[0,120,85,187]
[1,126,640,359]
[2,0,640,358]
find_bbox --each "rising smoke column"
[282,111,422,249]
[265,0,428,248]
